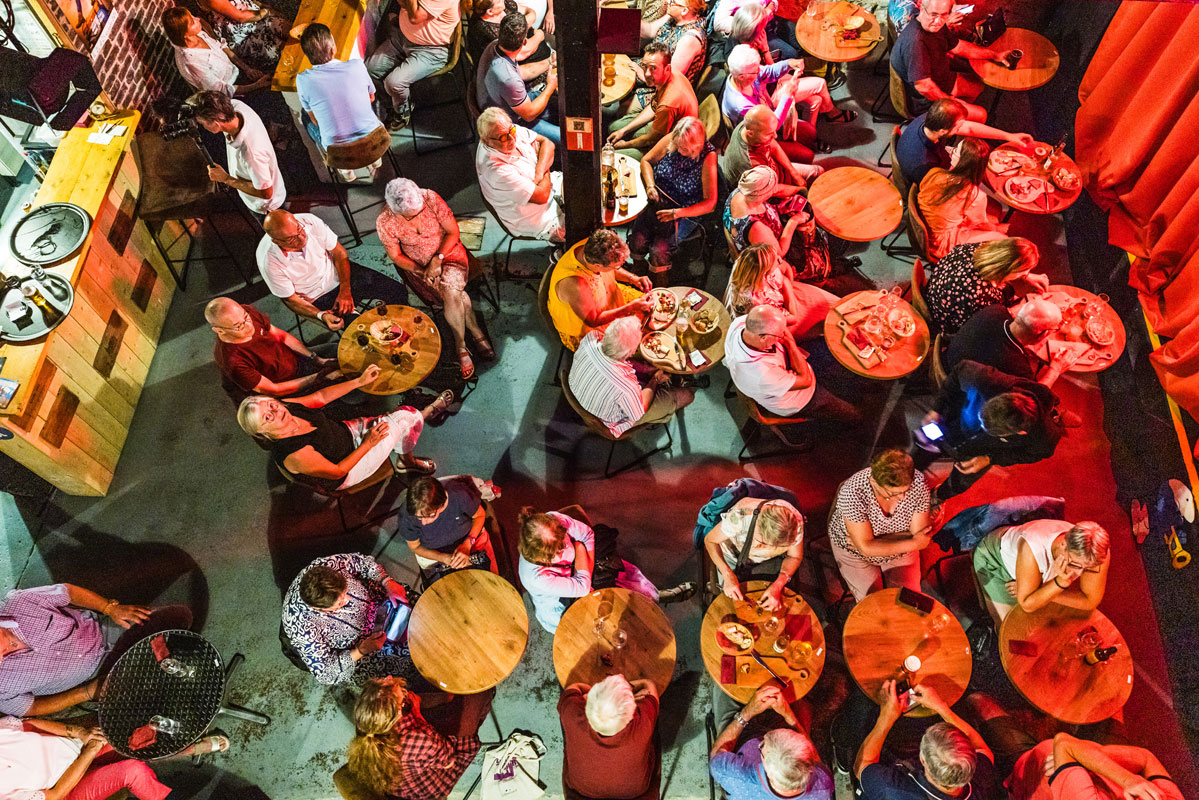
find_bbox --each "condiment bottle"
[1085,645,1117,665]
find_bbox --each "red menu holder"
[150,634,170,662]
[783,612,811,642]
[128,725,157,751]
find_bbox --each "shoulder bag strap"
[733,501,767,572]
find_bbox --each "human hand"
[1005,580,1018,599]
[106,603,152,629]
[1041,750,1055,776]
[909,684,946,714]
[1025,271,1050,292]
[66,723,102,741]
[543,9,555,33]
[321,312,345,331]
[954,455,991,474]
[757,583,784,612]
[385,580,407,605]
[721,576,745,602]
[656,207,677,222]
[449,548,472,569]
[646,185,660,203]
[948,7,967,25]
[788,58,804,75]
[996,48,1018,65]
[207,165,231,184]
[333,291,355,317]
[650,370,671,387]
[357,630,386,656]
[1123,779,1164,800]
[1010,132,1035,150]
[358,363,381,386]
[878,679,904,722]
[364,420,391,447]
[746,684,784,717]
[1051,551,1083,584]
[630,294,656,316]
[82,733,108,752]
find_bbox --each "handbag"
[973,8,1006,46]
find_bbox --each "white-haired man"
[710,684,833,800]
[568,317,694,436]
[855,681,995,800]
[944,300,1081,386]
[558,675,660,798]
[475,107,565,245]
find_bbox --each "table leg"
[217,703,271,726]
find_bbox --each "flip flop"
[457,349,475,380]
[395,456,437,475]
[189,729,229,764]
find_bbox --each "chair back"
[333,765,385,800]
[537,265,558,338]
[698,94,725,149]
[133,131,219,221]
[324,126,393,170]
[929,331,948,388]
[736,388,803,426]
[276,459,392,497]
[889,63,914,121]
[559,366,621,441]
[888,125,909,200]
[466,76,482,124]
[905,183,933,262]
[909,257,930,322]
[723,226,740,261]
[430,21,463,78]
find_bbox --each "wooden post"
[555,0,601,243]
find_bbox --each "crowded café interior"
[2,0,1199,797]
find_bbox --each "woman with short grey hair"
[377,178,493,379]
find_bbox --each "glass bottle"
[21,280,63,326]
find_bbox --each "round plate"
[0,273,75,343]
[10,203,92,266]
[715,619,755,655]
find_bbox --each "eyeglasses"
[217,314,253,332]
[271,231,305,246]
[872,480,910,500]
[491,125,517,143]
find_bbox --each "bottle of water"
[150,715,181,735]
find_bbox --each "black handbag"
[973,8,1006,46]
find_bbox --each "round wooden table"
[969,28,1060,92]
[999,605,1133,725]
[408,570,529,694]
[640,287,732,375]
[823,290,930,379]
[1013,285,1126,372]
[700,581,826,703]
[807,167,903,242]
[552,588,677,690]
[600,54,636,106]
[602,152,647,227]
[842,588,972,718]
[793,0,883,63]
[984,142,1082,215]
[337,305,442,395]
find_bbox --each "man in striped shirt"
[568,317,694,436]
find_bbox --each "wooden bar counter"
[0,111,178,496]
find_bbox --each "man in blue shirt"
[709,684,834,800]
[896,98,1035,187]
[476,13,559,145]
[296,24,383,151]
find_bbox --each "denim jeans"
[366,26,449,109]
[518,85,560,146]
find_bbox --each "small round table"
[552,588,677,690]
[600,54,637,106]
[823,290,930,379]
[999,605,1132,725]
[337,305,442,395]
[984,142,1082,216]
[640,287,732,375]
[602,152,647,227]
[408,570,529,694]
[793,1,883,65]
[700,581,826,703]
[842,589,972,718]
[1013,285,1126,372]
[99,630,225,760]
[807,167,903,242]
[969,28,1060,92]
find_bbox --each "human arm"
[1014,540,1108,613]
[510,70,558,122]
[844,517,933,558]
[23,682,100,717]
[328,242,356,317]
[953,119,1034,149]
[39,733,109,800]
[556,276,654,329]
[281,292,344,330]
[542,0,554,33]
[1052,734,1170,800]
[287,365,379,408]
[432,505,488,569]
[949,37,1011,63]
[641,370,671,409]
[640,12,670,39]
[206,164,273,201]
[607,102,657,148]
[909,685,994,763]
[656,152,718,223]
[710,684,789,757]
[854,679,902,778]
[629,678,659,700]
[760,539,803,612]
[641,136,671,203]
[529,134,557,204]
[704,516,745,601]
[200,0,269,23]
[64,584,151,628]
[517,37,551,81]
[672,33,703,78]
[400,0,428,24]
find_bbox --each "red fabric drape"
[1076,2,1199,416]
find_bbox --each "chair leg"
[327,168,363,247]
[870,81,904,124]
[876,139,891,169]
[602,423,674,478]
[385,145,404,179]
[207,214,256,287]
[410,72,475,155]
[148,221,188,291]
[738,420,815,462]
[551,344,565,386]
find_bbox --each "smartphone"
[920,421,944,441]
[385,602,411,641]
[953,3,974,13]
[894,678,912,707]
[897,587,936,615]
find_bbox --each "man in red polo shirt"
[206,297,340,401]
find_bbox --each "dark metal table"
[99,629,269,759]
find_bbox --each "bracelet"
[315,311,328,323]
[101,599,117,615]
[1053,577,1068,589]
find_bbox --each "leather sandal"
[457,349,475,380]
[815,139,835,154]
[426,389,455,423]
[827,107,859,123]
[394,456,436,475]
[470,333,497,361]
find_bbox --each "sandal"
[426,389,456,422]
[457,349,475,380]
[827,107,858,124]
[189,729,229,763]
[470,333,496,361]
[815,139,835,154]
[395,456,436,475]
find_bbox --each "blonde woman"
[725,242,837,338]
[703,496,804,611]
[347,677,488,800]
[917,137,1006,260]
[924,238,1048,334]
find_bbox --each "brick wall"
[44,0,183,112]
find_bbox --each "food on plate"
[1052,167,1081,191]
[716,621,754,652]
[842,14,865,28]
[647,288,679,329]
[1085,315,1115,347]
[370,320,406,343]
[887,309,916,338]
[640,331,676,361]
[1033,145,1050,158]
[690,308,717,334]
[988,150,1033,173]
[1005,176,1050,204]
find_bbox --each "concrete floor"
[5,31,1188,799]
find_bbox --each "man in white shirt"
[257,210,408,331]
[475,107,564,243]
[186,90,285,217]
[366,0,460,130]
[723,305,859,422]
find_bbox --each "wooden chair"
[324,126,403,247]
[723,226,740,262]
[869,19,906,123]
[538,267,569,386]
[909,257,930,322]
[929,331,948,388]
[888,62,917,122]
[408,21,475,154]
[698,94,726,151]
[480,190,550,294]
[276,460,400,535]
[881,125,916,259]
[558,366,675,478]
[905,183,935,263]
[732,388,814,462]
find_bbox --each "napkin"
[684,289,708,309]
[1008,639,1038,657]
[150,634,170,662]
[1046,338,1091,365]
[783,612,812,642]
[720,654,736,684]
[128,724,158,751]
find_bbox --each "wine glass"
[925,612,952,638]
[611,628,628,649]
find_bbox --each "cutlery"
[749,651,786,682]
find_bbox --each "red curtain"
[1076,1,1199,416]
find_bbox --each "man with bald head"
[945,300,1079,386]
[206,297,340,400]
[721,104,823,192]
[256,210,407,331]
[723,305,859,423]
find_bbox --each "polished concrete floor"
[4,33,1195,800]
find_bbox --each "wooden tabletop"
[1014,285,1126,373]
[408,570,530,694]
[824,290,930,379]
[792,1,883,63]
[273,0,366,92]
[969,28,1059,92]
[984,142,1082,216]
[337,305,442,395]
[842,588,972,717]
[602,153,647,227]
[600,54,637,106]
[999,604,1133,725]
[807,167,902,242]
[552,588,677,690]
[700,581,827,703]
[639,287,732,375]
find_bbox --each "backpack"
[693,478,800,548]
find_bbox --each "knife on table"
[749,651,786,683]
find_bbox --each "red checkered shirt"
[389,710,480,800]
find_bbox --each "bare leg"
[439,284,469,352]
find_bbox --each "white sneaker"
[339,169,358,182]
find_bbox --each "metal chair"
[869,20,907,123]
[394,250,500,314]
[909,257,930,322]
[905,183,936,264]
[559,365,675,478]
[929,331,948,389]
[481,191,550,294]
[408,22,475,154]
[732,388,815,461]
[323,125,404,247]
[881,126,917,259]
[538,267,569,386]
[276,460,401,535]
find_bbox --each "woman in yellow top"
[917,137,1007,261]
[549,229,654,350]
